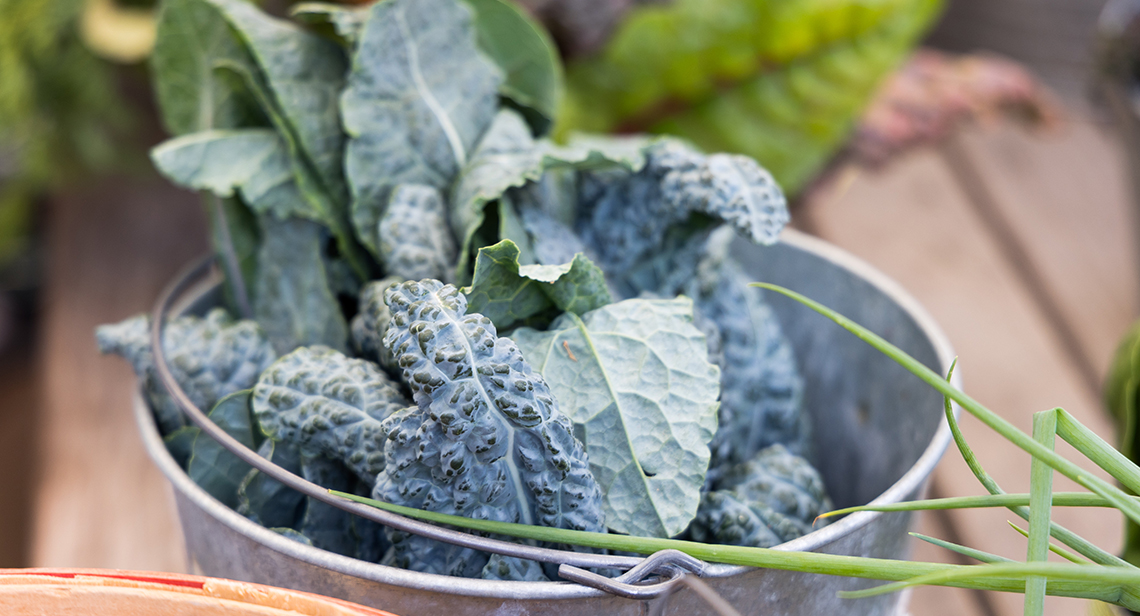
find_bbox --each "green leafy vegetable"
[290,3,367,50]
[237,440,306,529]
[188,390,261,509]
[512,296,720,537]
[691,444,831,548]
[350,277,402,370]
[252,217,349,354]
[252,345,410,482]
[377,185,457,282]
[463,239,611,330]
[376,279,605,575]
[1105,319,1140,567]
[342,0,503,258]
[464,0,562,134]
[96,308,277,434]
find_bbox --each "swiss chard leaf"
[96,308,277,435]
[188,390,260,509]
[252,217,349,354]
[376,279,605,575]
[252,345,410,482]
[342,0,503,258]
[512,297,720,537]
[463,239,611,330]
[377,185,457,283]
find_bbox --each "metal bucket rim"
[136,229,958,599]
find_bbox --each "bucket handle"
[149,255,718,603]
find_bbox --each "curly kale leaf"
[512,297,720,537]
[343,0,502,259]
[691,444,831,548]
[577,139,788,276]
[253,217,350,355]
[463,240,610,330]
[377,279,605,576]
[96,308,277,434]
[378,185,457,283]
[237,439,306,529]
[351,277,403,369]
[252,345,410,482]
[188,390,261,509]
[450,109,647,280]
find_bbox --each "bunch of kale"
[97,0,830,580]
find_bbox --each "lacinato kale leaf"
[252,345,410,482]
[253,217,350,355]
[238,439,306,529]
[691,444,831,548]
[512,297,720,537]
[298,451,388,559]
[342,0,503,259]
[351,277,402,370]
[463,239,611,330]
[376,279,605,576]
[151,129,312,222]
[378,185,457,283]
[188,389,261,509]
[577,139,788,276]
[96,308,277,435]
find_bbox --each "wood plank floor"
[22,117,1138,615]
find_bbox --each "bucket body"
[137,229,958,616]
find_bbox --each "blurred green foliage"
[1105,320,1140,567]
[559,0,944,195]
[0,0,130,267]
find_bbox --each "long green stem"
[911,532,1011,564]
[1026,409,1058,615]
[821,493,1121,517]
[1008,522,1087,565]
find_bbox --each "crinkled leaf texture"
[376,279,604,577]
[188,390,260,509]
[342,0,502,258]
[351,277,403,370]
[450,109,647,279]
[95,308,277,434]
[577,138,788,276]
[378,185,456,282]
[463,239,611,330]
[691,444,832,548]
[253,217,349,355]
[512,297,720,538]
[252,345,410,482]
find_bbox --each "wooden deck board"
[31,176,207,570]
[802,139,1123,615]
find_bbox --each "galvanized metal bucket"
[136,229,958,616]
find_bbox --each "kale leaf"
[237,439,306,529]
[512,297,720,537]
[377,185,457,283]
[96,308,277,435]
[252,345,411,482]
[463,240,611,331]
[376,279,605,576]
[690,444,831,548]
[252,217,350,355]
[350,277,403,370]
[188,390,260,509]
[342,0,502,259]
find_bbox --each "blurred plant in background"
[0,0,147,273]
[540,0,944,195]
